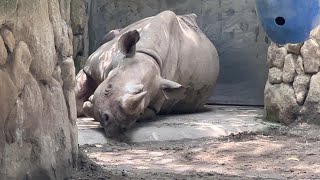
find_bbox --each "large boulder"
[71,0,89,73]
[264,82,299,124]
[0,0,77,179]
[265,26,320,125]
[301,72,320,124]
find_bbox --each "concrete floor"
[77,105,280,145]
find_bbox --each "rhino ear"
[121,91,147,112]
[118,30,140,57]
[160,78,186,100]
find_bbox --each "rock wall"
[265,26,320,124]
[88,0,269,106]
[0,0,77,179]
[71,0,90,73]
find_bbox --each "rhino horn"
[121,91,147,112]
[118,30,140,57]
[160,78,186,100]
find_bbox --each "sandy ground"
[71,122,320,180]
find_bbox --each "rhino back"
[82,15,156,83]
[136,11,219,112]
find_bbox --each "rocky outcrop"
[265,27,320,124]
[0,0,77,179]
[71,0,90,73]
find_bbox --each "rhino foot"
[83,101,94,118]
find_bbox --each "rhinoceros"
[75,11,219,136]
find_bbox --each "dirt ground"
[71,122,320,180]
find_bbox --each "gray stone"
[71,0,87,35]
[4,74,43,173]
[301,39,320,74]
[293,75,311,105]
[268,67,282,84]
[264,82,299,125]
[266,44,274,67]
[295,56,305,75]
[17,1,56,80]
[61,57,76,91]
[64,90,77,126]
[10,41,32,92]
[310,25,320,45]
[305,73,320,104]
[282,54,297,83]
[0,35,7,65]
[285,43,303,55]
[0,70,18,123]
[0,0,77,179]
[48,0,73,58]
[301,72,320,124]
[73,34,83,58]
[52,65,63,85]
[267,43,287,68]
[0,29,15,52]
[74,55,86,73]
[59,0,71,22]
[0,1,18,23]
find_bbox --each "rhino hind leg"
[75,70,98,117]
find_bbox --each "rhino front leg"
[83,95,95,118]
[75,69,98,117]
[138,108,157,122]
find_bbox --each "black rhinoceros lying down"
[75,11,219,136]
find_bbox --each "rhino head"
[90,30,185,137]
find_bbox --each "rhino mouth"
[102,120,124,138]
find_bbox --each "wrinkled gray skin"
[75,11,219,137]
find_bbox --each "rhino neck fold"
[136,49,162,70]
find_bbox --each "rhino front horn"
[121,91,147,112]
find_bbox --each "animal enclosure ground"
[72,107,320,180]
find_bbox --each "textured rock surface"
[265,26,320,125]
[301,39,320,74]
[0,0,77,179]
[293,75,310,105]
[285,43,303,55]
[302,73,320,124]
[71,0,90,73]
[264,82,299,125]
[295,56,305,75]
[268,67,282,84]
[0,35,7,65]
[282,54,297,83]
[1,29,15,52]
[267,43,286,68]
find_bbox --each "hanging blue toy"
[255,0,320,44]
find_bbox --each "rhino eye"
[104,89,111,95]
[104,84,112,95]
